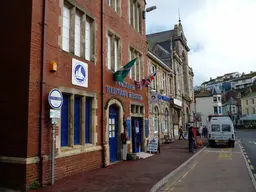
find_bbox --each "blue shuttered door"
[74,96,81,145]
[61,95,69,147]
[85,97,92,143]
[145,119,149,138]
[109,105,118,162]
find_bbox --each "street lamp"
[143,6,157,19]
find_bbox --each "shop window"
[62,1,95,61]
[60,94,94,147]
[85,97,93,143]
[61,94,70,147]
[74,96,81,145]
[131,104,144,115]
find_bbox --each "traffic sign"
[48,88,63,109]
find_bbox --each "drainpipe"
[101,0,106,168]
[39,0,48,186]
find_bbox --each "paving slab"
[32,140,202,192]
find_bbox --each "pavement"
[158,140,256,192]
[32,139,203,192]
[236,129,256,179]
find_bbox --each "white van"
[208,116,235,147]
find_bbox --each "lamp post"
[143,6,157,19]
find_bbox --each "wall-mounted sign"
[48,88,63,109]
[72,58,88,88]
[117,81,135,90]
[106,86,142,101]
[174,98,182,107]
[151,92,158,103]
[157,94,171,102]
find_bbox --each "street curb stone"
[239,143,256,191]
[150,146,206,192]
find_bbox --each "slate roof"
[146,30,174,52]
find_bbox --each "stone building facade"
[147,51,174,141]
[147,20,194,132]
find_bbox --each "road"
[236,129,256,179]
[158,141,255,192]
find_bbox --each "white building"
[194,88,222,127]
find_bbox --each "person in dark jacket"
[188,126,195,153]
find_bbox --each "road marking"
[254,142,256,145]
[250,165,254,170]
[244,152,247,155]
[246,155,249,158]
[205,151,240,154]
[248,159,251,163]
[249,141,252,143]
[166,161,199,191]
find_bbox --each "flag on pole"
[142,70,157,87]
[113,58,137,82]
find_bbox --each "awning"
[240,114,256,121]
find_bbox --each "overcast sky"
[145,0,256,86]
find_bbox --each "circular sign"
[48,88,63,109]
[74,63,86,84]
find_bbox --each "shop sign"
[174,98,182,107]
[106,86,142,101]
[157,95,171,102]
[117,81,135,90]
[72,58,88,88]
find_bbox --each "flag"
[142,70,157,87]
[113,58,137,82]
[134,80,142,89]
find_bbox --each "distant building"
[194,87,222,127]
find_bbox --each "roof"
[195,90,212,98]
[232,72,256,82]
[146,30,174,52]
[222,97,237,106]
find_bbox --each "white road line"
[254,142,256,145]
[248,159,251,163]
[251,165,255,170]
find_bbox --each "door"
[132,118,142,153]
[109,106,118,163]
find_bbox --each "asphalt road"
[236,129,256,178]
[158,142,255,192]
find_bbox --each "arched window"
[164,109,169,133]
[154,106,159,134]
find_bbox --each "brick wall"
[26,0,103,188]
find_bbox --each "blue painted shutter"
[85,97,92,143]
[145,119,149,138]
[61,95,69,147]
[126,119,131,140]
[74,96,81,145]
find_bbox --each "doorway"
[108,105,119,163]
[131,117,143,153]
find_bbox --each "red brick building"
[1,0,148,190]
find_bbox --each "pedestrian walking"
[178,125,186,140]
[188,126,195,153]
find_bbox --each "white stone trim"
[0,156,40,164]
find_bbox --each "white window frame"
[62,5,70,52]
[107,0,111,6]
[74,13,81,57]
[85,19,91,61]
[114,38,118,72]
[129,49,132,78]
[107,34,111,70]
